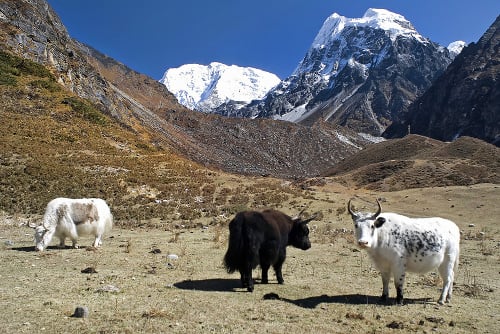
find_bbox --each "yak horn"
[347,199,358,218]
[370,199,382,219]
[293,206,308,220]
[301,212,319,224]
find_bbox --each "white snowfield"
[160,62,280,112]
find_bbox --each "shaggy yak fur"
[224,209,315,292]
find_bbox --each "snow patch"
[358,133,386,143]
[336,132,362,149]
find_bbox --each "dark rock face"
[238,20,454,136]
[384,16,500,146]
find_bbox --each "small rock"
[96,285,120,293]
[71,306,89,318]
[4,240,14,246]
[386,321,404,329]
[81,267,97,274]
[469,224,475,227]
[166,254,179,261]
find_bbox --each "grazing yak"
[348,199,460,305]
[33,198,113,251]
[224,209,316,292]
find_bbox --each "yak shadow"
[11,245,78,252]
[10,246,36,252]
[174,278,243,292]
[278,294,433,308]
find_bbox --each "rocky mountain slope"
[0,0,373,179]
[384,15,500,146]
[160,62,280,113]
[237,9,458,136]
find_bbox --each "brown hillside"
[0,52,310,225]
[323,135,500,191]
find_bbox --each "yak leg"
[244,262,254,292]
[259,242,277,284]
[380,271,391,302]
[438,257,456,304]
[93,234,103,247]
[71,238,80,249]
[240,270,248,288]
[393,268,406,305]
[58,236,66,249]
[261,263,270,284]
[273,255,286,284]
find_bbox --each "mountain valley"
[0,1,499,333]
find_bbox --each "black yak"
[224,209,316,292]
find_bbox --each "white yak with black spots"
[347,199,460,305]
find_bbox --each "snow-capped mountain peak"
[447,40,467,57]
[160,62,280,112]
[312,8,425,50]
[240,8,455,137]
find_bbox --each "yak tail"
[223,213,246,274]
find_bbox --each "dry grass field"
[1,183,498,334]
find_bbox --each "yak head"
[32,223,52,251]
[289,210,317,250]
[347,199,384,249]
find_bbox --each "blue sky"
[47,0,499,80]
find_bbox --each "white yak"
[33,198,113,251]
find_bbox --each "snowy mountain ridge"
[161,8,466,126]
[311,8,426,49]
[236,8,465,135]
[160,62,280,112]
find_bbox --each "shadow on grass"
[277,294,433,308]
[174,278,243,292]
[11,245,77,252]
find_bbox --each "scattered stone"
[346,312,365,320]
[71,306,89,318]
[167,254,179,260]
[150,248,161,254]
[4,240,14,246]
[95,285,120,293]
[469,224,475,227]
[81,267,97,274]
[386,321,405,329]
[425,316,445,324]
